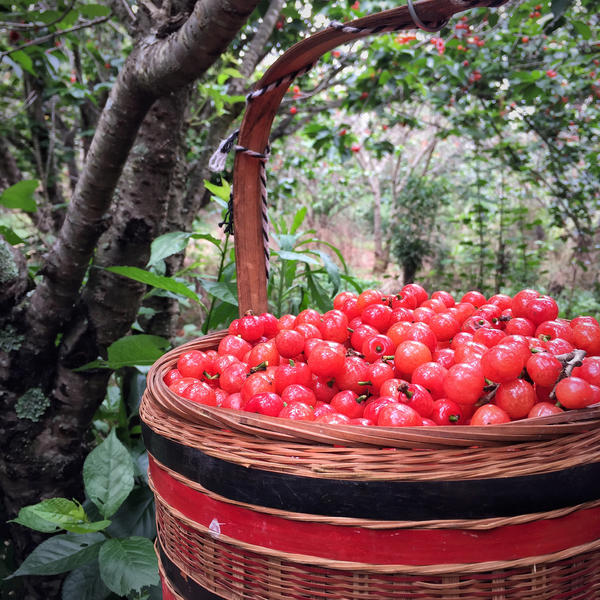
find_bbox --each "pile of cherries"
[162,285,600,426]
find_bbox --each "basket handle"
[233,0,509,315]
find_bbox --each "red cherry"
[163,368,183,386]
[402,283,428,305]
[351,144,361,153]
[411,362,448,399]
[511,289,539,317]
[572,357,600,386]
[362,334,395,363]
[526,352,562,387]
[177,350,209,379]
[495,379,536,419]
[443,363,485,404]
[528,402,563,419]
[181,381,217,406]
[470,404,510,425]
[431,398,464,425]
[245,392,283,416]
[481,345,525,383]
[290,106,297,115]
[461,290,486,308]
[307,341,345,377]
[394,340,432,378]
[278,402,315,421]
[238,314,264,342]
[555,377,593,409]
[523,295,559,326]
[377,403,422,427]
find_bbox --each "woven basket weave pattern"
[143,2,600,597]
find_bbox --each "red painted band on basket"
[149,455,600,566]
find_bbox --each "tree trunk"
[0,2,260,595]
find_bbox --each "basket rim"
[146,331,600,449]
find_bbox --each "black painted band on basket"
[142,423,600,521]
[159,540,224,600]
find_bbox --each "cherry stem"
[480,383,499,404]
[250,360,268,374]
[549,349,587,401]
[358,380,373,386]
[203,370,219,380]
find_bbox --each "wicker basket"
[142,2,600,598]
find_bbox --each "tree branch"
[0,16,111,59]
[17,0,260,376]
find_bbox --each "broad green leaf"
[62,561,111,600]
[79,4,111,17]
[148,231,221,266]
[551,0,572,18]
[11,498,110,534]
[106,266,201,304]
[197,279,238,306]
[98,537,159,596]
[0,226,25,245]
[290,207,307,234]
[78,334,169,370]
[204,179,231,201]
[106,335,169,368]
[7,533,105,578]
[0,180,38,212]
[572,20,592,39]
[106,486,155,539]
[10,51,36,76]
[83,429,134,518]
[277,250,321,265]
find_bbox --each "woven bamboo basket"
[142,1,600,598]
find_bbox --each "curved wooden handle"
[232,0,510,315]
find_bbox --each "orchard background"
[0,0,598,598]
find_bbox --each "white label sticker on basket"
[208,518,222,538]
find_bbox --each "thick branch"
[19,0,260,371]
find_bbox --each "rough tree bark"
[0,2,260,597]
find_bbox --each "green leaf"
[197,279,238,306]
[79,4,111,17]
[62,561,111,600]
[10,51,36,76]
[106,335,168,368]
[7,533,105,578]
[305,270,332,313]
[0,180,38,212]
[10,498,110,534]
[0,226,25,245]
[83,429,135,518]
[277,250,321,265]
[551,0,572,18]
[313,250,341,295]
[572,20,592,39]
[148,231,221,266]
[78,334,169,370]
[106,266,201,304]
[106,486,155,539]
[203,179,231,201]
[98,537,159,596]
[290,207,307,234]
